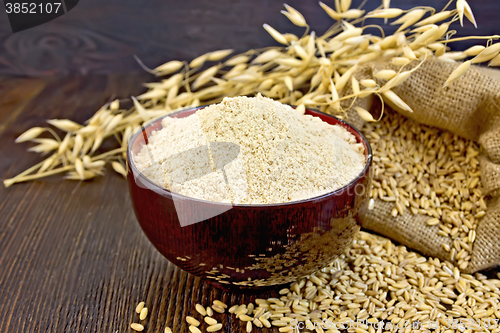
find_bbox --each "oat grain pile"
[134,95,365,204]
[362,111,485,270]
[131,231,500,333]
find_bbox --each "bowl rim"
[127,105,373,207]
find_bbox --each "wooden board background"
[0,0,498,76]
[1,1,500,332]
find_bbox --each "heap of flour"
[133,94,365,204]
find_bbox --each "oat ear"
[6,0,500,191]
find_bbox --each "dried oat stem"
[445,35,500,42]
[6,165,74,186]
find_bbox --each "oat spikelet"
[443,60,471,87]
[456,0,466,26]
[351,76,360,94]
[374,69,397,80]
[476,43,500,58]
[411,25,439,46]
[382,0,390,22]
[208,49,234,61]
[471,52,498,64]
[58,134,70,154]
[16,127,45,143]
[137,89,167,100]
[75,158,84,179]
[189,54,208,68]
[463,1,477,28]
[334,0,341,12]
[77,125,98,136]
[403,45,417,60]
[392,9,426,32]
[360,79,378,88]
[154,60,184,74]
[391,57,411,66]
[39,156,55,174]
[29,139,59,153]
[354,106,375,122]
[263,24,289,45]
[284,76,293,91]
[47,119,81,132]
[110,99,119,110]
[275,57,302,67]
[380,70,412,92]
[333,27,363,42]
[428,21,450,44]
[411,24,437,34]
[132,96,149,122]
[366,8,403,19]
[90,130,104,154]
[112,161,127,178]
[439,51,467,61]
[381,90,413,113]
[335,64,358,91]
[471,43,500,63]
[282,33,299,43]
[357,52,378,64]
[329,78,341,111]
[464,45,485,56]
[319,1,341,21]
[192,65,220,90]
[415,11,452,26]
[252,49,282,64]
[457,0,477,28]
[230,74,258,83]
[340,0,351,12]
[225,55,250,66]
[488,54,500,67]
[339,9,364,19]
[281,4,307,27]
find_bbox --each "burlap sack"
[344,59,500,273]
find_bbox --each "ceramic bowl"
[127,106,372,291]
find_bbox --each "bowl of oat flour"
[127,94,372,290]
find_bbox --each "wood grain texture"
[0,0,498,75]
[0,75,284,333]
[0,77,46,134]
[0,77,499,332]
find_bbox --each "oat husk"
[348,58,500,273]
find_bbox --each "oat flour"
[134,95,365,204]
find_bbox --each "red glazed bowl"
[127,106,372,291]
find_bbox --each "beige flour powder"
[134,94,365,204]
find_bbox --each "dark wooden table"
[0,74,281,333]
[3,73,500,333]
